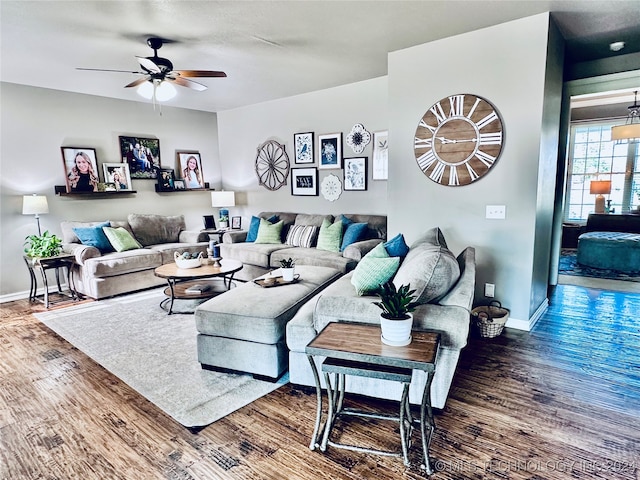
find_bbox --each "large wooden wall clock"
[414,93,504,186]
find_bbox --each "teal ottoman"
[577,231,640,273]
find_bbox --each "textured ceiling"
[1,0,639,113]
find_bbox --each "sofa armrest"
[179,230,208,243]
[342,238,383,261]
[63,243,101,265]
[438,247,476,311]
[222,230,248,243]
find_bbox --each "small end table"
[306,322,440,474]
[23,254,77,308]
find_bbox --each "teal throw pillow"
[384,233,410,257]
[316,218,343,252]
[73,221,113,253]
[246,214,279,243]
[350,243,401,295]
[102,226,142,252]
[254,219,284,244]
[341,222,368,251]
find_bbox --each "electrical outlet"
[486,205,506,219]
[485,283,495,298]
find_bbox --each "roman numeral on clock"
[419,119,437,134]
[478,132,502,145]
[449,95,465,117]
[429,102,447,124]
[417,149,437,171]
[449,165,459,185]
[429,161,446,183]
[475,150,496,167]
[414,136,433,149]
[476,111,498,130]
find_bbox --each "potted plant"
[373,281,419,346]
[279,257,296,282]
[219,214,229,229]
[24,231,63,259]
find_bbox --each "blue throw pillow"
[339,214,353,230]
[73,221,114,252]
[246,215,280,243]
[341,222,368,251]
[384,233,410,257]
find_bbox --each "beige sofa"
[61,213,208,299]
[220,212,387,282]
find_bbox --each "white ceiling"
[2,0,640,113]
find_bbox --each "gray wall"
[388,13,562,325]
[0,83,220,298]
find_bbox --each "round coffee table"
[154,259,243,314]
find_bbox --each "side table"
[23,254,77,308]
[305,322,440,474]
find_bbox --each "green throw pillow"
[350,243,400,295]
[102,226,142,252]
[316,218,343,252]
[254,218,284,244]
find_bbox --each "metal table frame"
[23,254,77,308]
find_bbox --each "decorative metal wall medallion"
[255,140,290,190]
[346,123,371,154]
[321,174,342,201]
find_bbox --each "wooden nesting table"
[305,322,440,474]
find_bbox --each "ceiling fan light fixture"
[136,79,177,101]
[611,90,640,143]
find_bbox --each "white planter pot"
[380,313,413,346]
[219,221,228,229]
[281,267,295,282]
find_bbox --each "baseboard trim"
[0,284,71,304]
[505,299,548,332]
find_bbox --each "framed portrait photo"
[318,133,342,170]
[119,136,160,179]
[231,216,242,230]
[157,168,175,191]
[294,132,314,164]
[173,180,186,190]
[61,147,99,193]
[291,167,318,196]
[344,157,368,191]
[372,130,388,181]
[102,163,133,192]
[177,151,205,189]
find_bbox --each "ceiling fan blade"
[166,76,208,91]
[174,70,227,78]
[136,56,162,74]
[124,76,151,88]
[77,67,145,74]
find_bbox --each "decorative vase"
[380,313,413,346]
[219,221,229,229]
[281,267,295,282]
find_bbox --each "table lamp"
[590,180,611,214]
[22,194,49,235]
[211,191,236,227]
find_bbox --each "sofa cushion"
[82,249,162,278]
[316,218,343,252]
[393,238,460,304]
[384,233,410,257]
[255,219,284,244]
[127,213,185,246]
[341,222,368,251]
[351,243,400,295]
[149,242,208,265]
[73,221,114,253]
[271,247,355,272]
[220,242,287,269]
[285,225,319,248]
[103,226,143,252]
[295,213,332,227]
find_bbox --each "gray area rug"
[35,289,288,429]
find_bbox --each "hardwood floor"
[1,285,638,479]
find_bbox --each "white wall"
[0,83,220,297]
[217,76,389,221]
[388,13,562,325]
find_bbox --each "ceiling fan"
[77,37,226,94]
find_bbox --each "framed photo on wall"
[372,130,388,180]
[102,163,133,191]
[61,147,99,193]
[318,133,342,169]
[294,132,314,164]
[119,136,160,179]
[344,157,368,191]
[177,151,205,189]
[291,167,318,196]
[157,168,175,191]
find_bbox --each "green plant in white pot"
[373,281,419,346]
[279,257,296,282]
[219,214,229,229]
[24,231,63,258]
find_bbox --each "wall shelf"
[154,182,211,193]
[54,185,137,196]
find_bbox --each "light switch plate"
[486,205,506,219]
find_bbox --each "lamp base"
[595,194,605,214]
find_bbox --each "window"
[565,121,640,221]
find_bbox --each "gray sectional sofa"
[61,213,208,299]
[220,212,387,282]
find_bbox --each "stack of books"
[185,284,212,294]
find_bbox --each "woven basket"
[471,301,509,338]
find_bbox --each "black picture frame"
[119,135,161,179]
[294,132,314,164]
[291,167,319,196]
[318,133,342,169]
[60,147,100,193]
[231,216,242,229]
[344,157,368,191]
[157,168,175,191]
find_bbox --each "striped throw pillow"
[285,225,319,248]
[254,219,284,244]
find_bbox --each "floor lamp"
[22,194,49,235]
[590,180,611,214]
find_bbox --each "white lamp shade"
[137,80,177,101]
[611,123,640,141]
[211,191,236,207]
[22,195,49,215]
